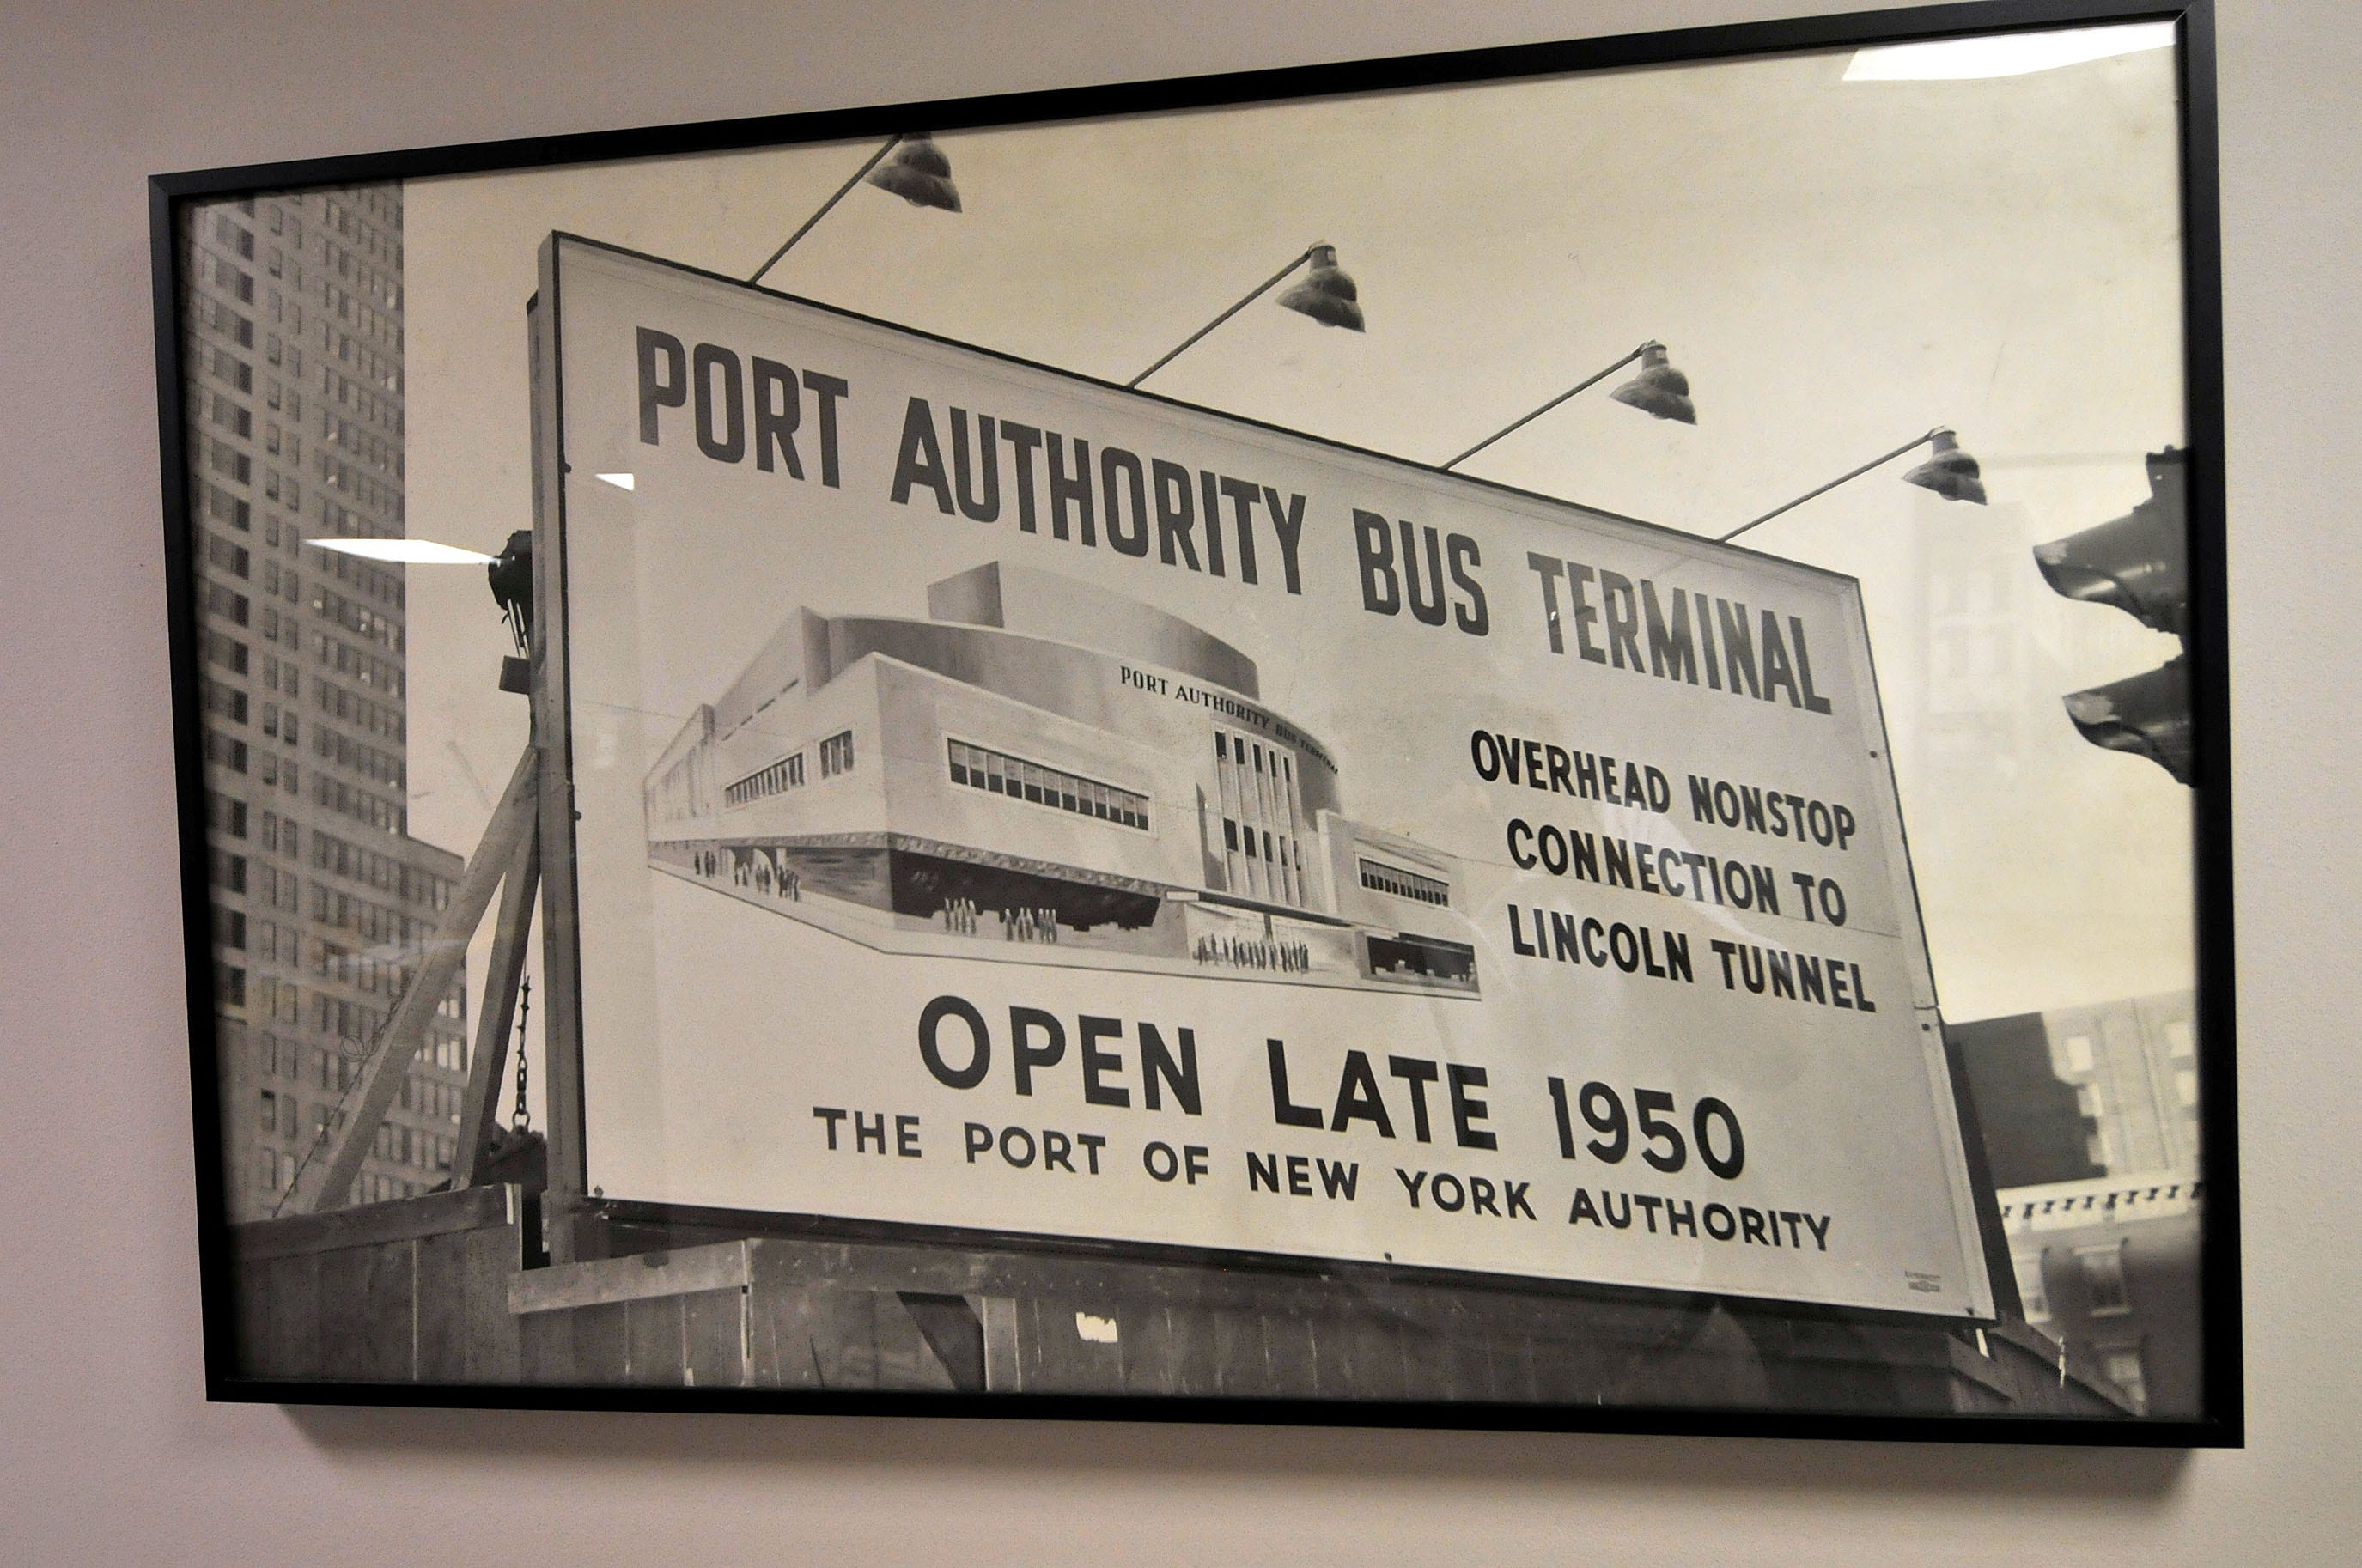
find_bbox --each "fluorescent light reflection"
[307,538,497,565]
[1844,21,2174,81]
[595,472,636,490]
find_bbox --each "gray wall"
[2,2,2354,1563]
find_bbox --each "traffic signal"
[2032,447,2192,785]
[2060,656,2193,785]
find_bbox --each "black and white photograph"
[156,0,2234,1439]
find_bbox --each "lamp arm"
[1127,246,1317,389]
[748,135,903,284]
[1720,428,1942,544]
[1440,343,1651,472]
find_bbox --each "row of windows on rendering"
[724,729,854,807]
[1359,857,1451,906]
[1221,817,1306,886]
[727,750,805,806]
[1213,726,1306,905]
[1214,727,1294,784]
[1213,726,1303,837]
[948,740,1150,830]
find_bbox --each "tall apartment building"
[181,183,473,1224]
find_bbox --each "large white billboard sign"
[539,234,1994,1319]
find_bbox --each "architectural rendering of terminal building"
[645,562,1478,994]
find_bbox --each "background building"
[1951,989,2203,1414]
[180,185,471,1222]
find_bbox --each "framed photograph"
[155,0,2237,1443]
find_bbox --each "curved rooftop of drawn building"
[928,561,1263,700]
[702,560,1342,813]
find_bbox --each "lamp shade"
[1902,427,1988,504]
[1276,243,1364,331]
[867,134,962,212]
[1609,341,1696,424]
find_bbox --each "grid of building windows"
[183,182,469,1223]
[819,728,856,779]
[1359,858,1450,907]
[947,739,1148,830]
[1214,727,1306,906]
[726,750,806,807]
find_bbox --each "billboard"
[537,233,1994,1320]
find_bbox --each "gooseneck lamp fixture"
[1722,425,1987,544]
[1610,342,1698,424]
[1440,339,1695,471]
[748,132,962,285]
[1128,242,1363,389]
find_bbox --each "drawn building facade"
[646,562,1478,993]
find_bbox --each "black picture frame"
[153,0,2238,1445]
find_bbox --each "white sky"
[399,23,2193,1121]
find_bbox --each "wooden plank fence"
[225,1189,2128,1416]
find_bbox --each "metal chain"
[509,975,533,1133]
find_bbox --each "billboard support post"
[283,749,539,1215]
[528,246,593,1263]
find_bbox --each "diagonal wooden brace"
[289,747,541,1214]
